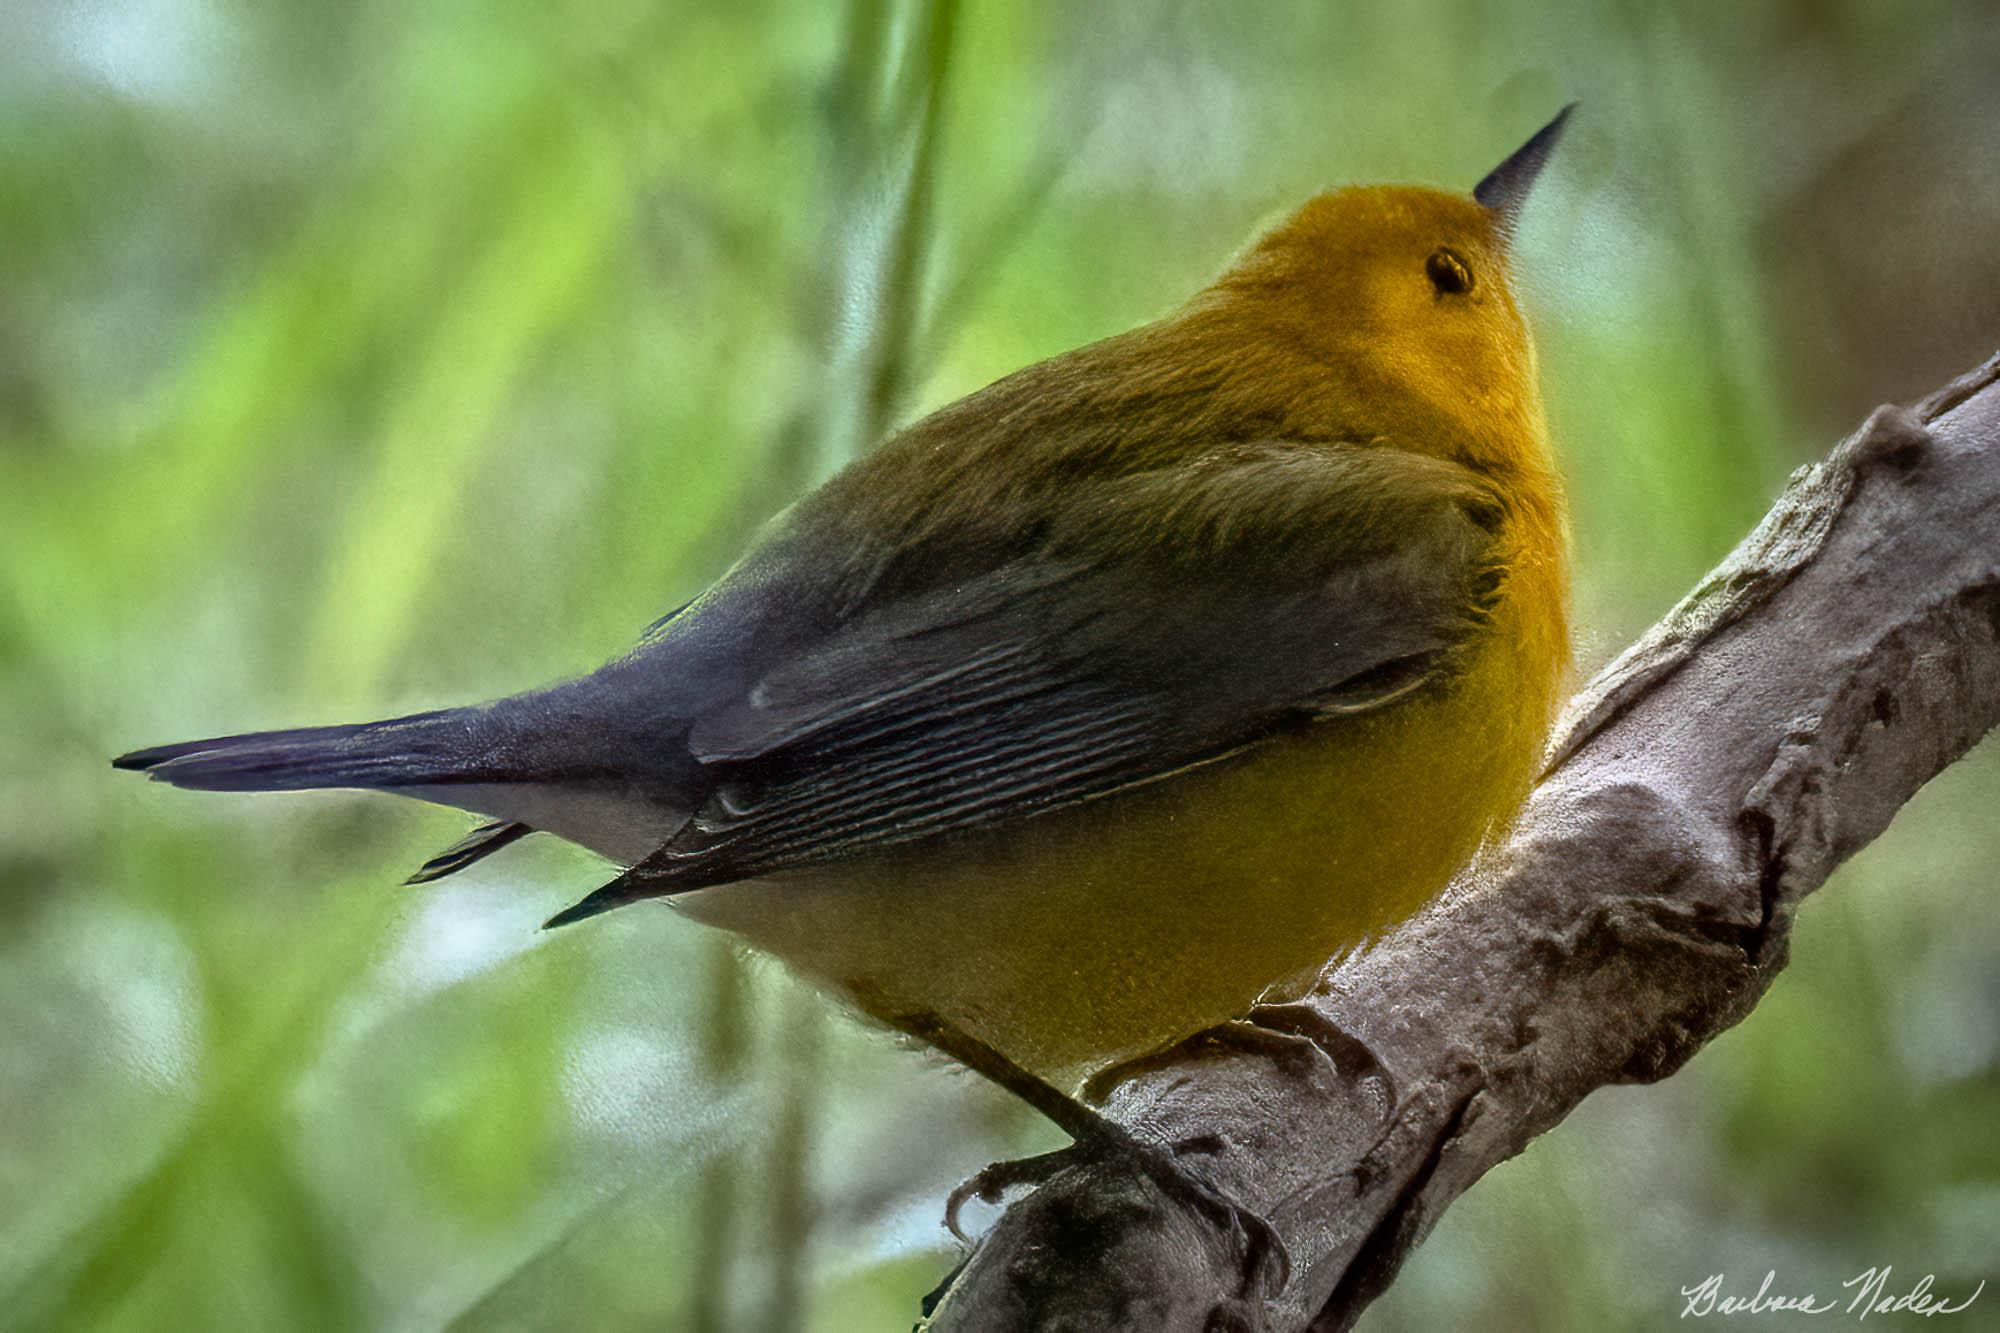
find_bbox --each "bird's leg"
[892,1009,1290,1298]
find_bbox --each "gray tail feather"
[406,820,533,884]
[113,708,508,793]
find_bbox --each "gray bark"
[921,353,2000,1332]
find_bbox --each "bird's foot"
[1081,1002,1408,1194]
[1242,999,1399,1110]
[944,1123,1290,1297]
[1240,1001,1427,1190]
[1082,1001,1397,1118]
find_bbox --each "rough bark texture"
[921,354,2000,1332]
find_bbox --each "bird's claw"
[1138,1136,1292,1298]
[943,1143,1087,1242]
[942,1127,1291,1298]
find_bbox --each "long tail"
[112,708,507,793]
[115,685,689,877]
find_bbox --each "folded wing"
[548,441,1505,925]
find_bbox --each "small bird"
[118,109,1574,1278]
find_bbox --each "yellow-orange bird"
[119,108,1576,1280]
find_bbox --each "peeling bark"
[921,354,2000,1332]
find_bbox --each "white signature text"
[1680,1268,1984,1320]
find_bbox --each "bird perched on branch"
[117,107,1575,1289]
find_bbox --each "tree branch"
[921,353,2000,1332]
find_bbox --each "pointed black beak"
[1474,103,1576,235]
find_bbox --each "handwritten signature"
[1681,1268,1984,1319]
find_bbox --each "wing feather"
[545,442,1505,926]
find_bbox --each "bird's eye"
[1426,247,1475,295]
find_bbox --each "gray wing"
[547,442,1504,925]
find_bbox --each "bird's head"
[1204,107,1574,470]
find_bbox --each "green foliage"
[3,2,1995,1328]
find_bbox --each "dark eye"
[1426,247,1475,295]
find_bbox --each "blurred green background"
[4,1,1996,1329]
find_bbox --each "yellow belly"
[673,588,1564,1090]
